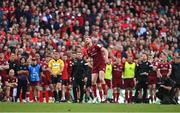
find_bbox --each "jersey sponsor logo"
[52,63,60,68]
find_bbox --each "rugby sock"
[149,96,153,102]
[90,92,94,99]
[58,90,62,101]
[65,88,70,100]
[154,96,156,101]
[53,91,57,101]
[39,90,43,102]
[129,90,133,102]
[45,91,49,103]
[29,89,33,102]
[113,93,116,102]
[116,92,120,102]
[102,84,107,95]
[20,92,22,102]
[125,90,128,102]
[49,91,53,97]
[99,90,103,100]
[92,85,97,97]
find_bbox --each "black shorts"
[176,84,180,88]
[51,75,62,84]
[62,80,69,86]
[85,80,91,88]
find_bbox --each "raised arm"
[101,47,109,63]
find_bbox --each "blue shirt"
[28,64,41,82]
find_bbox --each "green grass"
[0,103,180,112]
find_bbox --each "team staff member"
[48,51,64,102]
[123,55,136,103]
[104,58,112,102]
[134,53,153,103]
[71,51,87,103]
[28,57,43,102]
[16,57,29,102]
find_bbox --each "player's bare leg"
[32,86,38,102]
[99,70,107,102]
[66,84,72,102]
[34,85,41,102]
[92,73,98,103]
[62,84,66,102]
[5,86,10,102]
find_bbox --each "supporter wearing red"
[0,0,179,104]
[28,57,43,102]
[4,69,17,102]
[157,53,172,79]
[16,57,29,102]
[112,58,123,103]
[148,56,158,103]
[123,55,136,103]
[85,38,108,103]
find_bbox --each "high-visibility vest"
[105,64,112,80]
[123,61,136,79]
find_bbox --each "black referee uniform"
[71,57,87,103]
[134,60,153,103]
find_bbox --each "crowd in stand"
[0,0,180,104]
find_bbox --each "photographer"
[170,52,180,103]
[156,77,177,104]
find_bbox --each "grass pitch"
[0,103,180,112]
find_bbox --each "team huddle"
[0,38,179,104]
